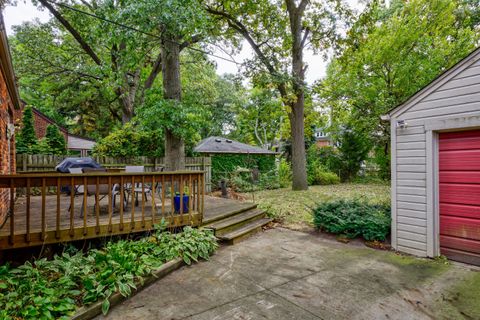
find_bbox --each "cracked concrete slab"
[97,228,480,320]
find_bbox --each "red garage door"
[439,130,480,265]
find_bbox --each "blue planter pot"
[174,194,189,213]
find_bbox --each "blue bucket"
[174,194,189,213]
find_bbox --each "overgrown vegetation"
[0,225,217,319]
[93,123,164,157]
[278,158,292,188]
[211,154,276,187]
[245,183,390,230]
[313,199,391,241]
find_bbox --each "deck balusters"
[0,171,205,249]
[9,178,14,245]
[56,178,60,239]
[26,177,31,242]
[41,177,46,241]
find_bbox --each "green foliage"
[313,199,391,241]
[307,145,340,172]
[230,170,280,192]
[317,0,479,179]
[93,123,164,157]
[38,125,67,155]
[0,226,217,319]
[308,167,340,186]
[278,158,292,188]
[306,145,341,185]
[335,127,371,182]
[211,154,276,186]
[16,106,39,154]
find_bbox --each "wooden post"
[9,178,14,245]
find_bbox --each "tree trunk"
[289,102,308,190]
[162,37,185,171]
[287,0,308,190]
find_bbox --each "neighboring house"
[313,127,333,147]
[14,104,96,156]
[0,12,21,226]
[383,47,480,266]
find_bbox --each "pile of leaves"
[0,226,217,319]
[313,199,391,241]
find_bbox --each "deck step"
[204,208,265,236]
[218,218,272,245]
[202,203,257,225]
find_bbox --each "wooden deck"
[0,195,253,250]
[0,170,256,250]
[0,171,209,249]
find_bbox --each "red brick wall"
[315,140,330,148]
[14,107,68,141]
[0,70,15,225]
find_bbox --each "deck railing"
[0,171,204,249]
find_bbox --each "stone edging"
[71,258,185,320]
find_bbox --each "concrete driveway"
[98,228,480,320]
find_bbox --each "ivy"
[211,154,275,186]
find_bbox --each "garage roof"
[386,46,480,118]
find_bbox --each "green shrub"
[93,123,164,157]
[313,199,391,241]
[211,154,276,186]
[16,106,40,154]
[38,125,67,155]
[230,170,280,192]
[0,225,217,318]
[278,158,292,188]
[307,145,340,173]
[308,166,340,185]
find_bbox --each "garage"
[439,130,480,265]
[383,47,480,265]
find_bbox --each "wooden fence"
[16,154,212,192]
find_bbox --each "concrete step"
[204,208,265,236]
[202,203,257,225]
[218,218,272,245]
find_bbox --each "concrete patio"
[97,228,480,320]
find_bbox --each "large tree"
[205,0,350,190]
[317,0,480,178]
[33,0,164,124]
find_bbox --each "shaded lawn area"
[244,183,390,230]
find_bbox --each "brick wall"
[0,70,15,225]
[14,107,68,141]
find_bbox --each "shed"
[384,47,480,266]
[194,136,277,155]
[194,137,277,185]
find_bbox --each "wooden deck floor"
[0,193,254,249]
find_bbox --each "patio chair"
[125,166,152,206]
[81,167,127,216]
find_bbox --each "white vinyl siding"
[391,49,480,257]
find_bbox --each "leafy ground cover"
[0,225,217,319]
[244,183,390,230]
[313,199,390,241]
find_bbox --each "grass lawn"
[244,183,390,230]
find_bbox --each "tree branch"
[143,52,162,90]
[38,0,102,66]
[206,6,289,99]
[179,34,203,51]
